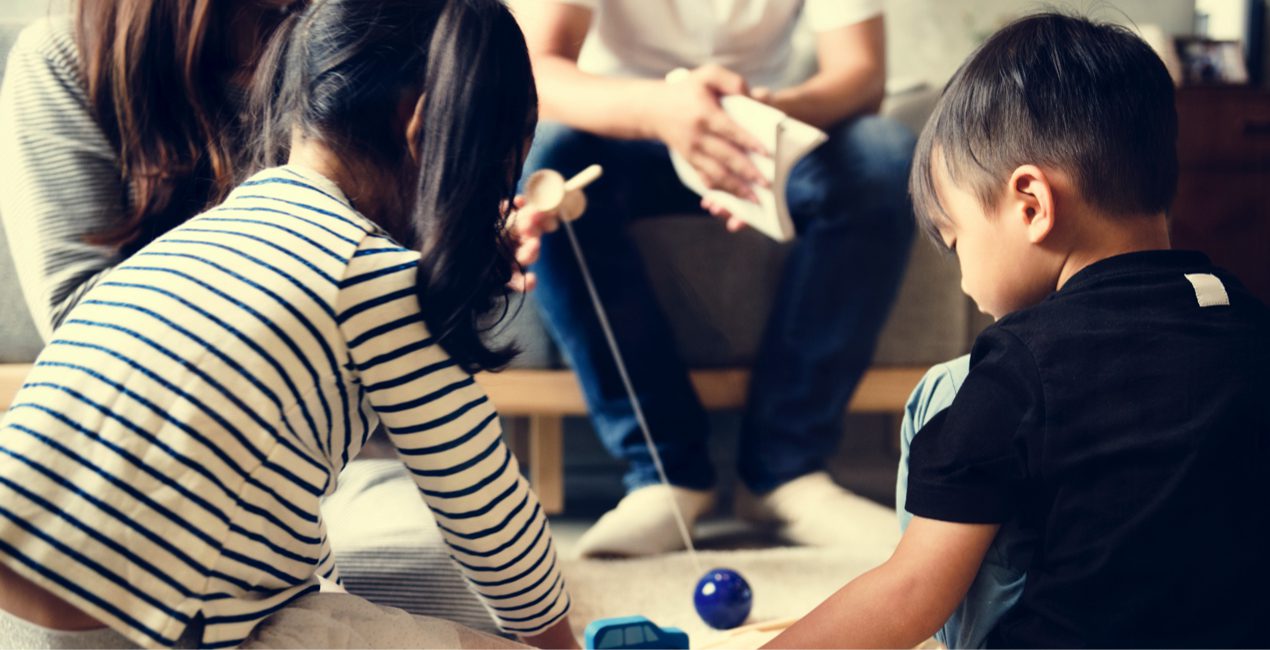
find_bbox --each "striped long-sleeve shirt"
[0,165,570,648]
[0,18,130,339]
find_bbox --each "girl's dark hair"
[252,0,537,373]
[75,0,292,256]
[910,12,1179,247]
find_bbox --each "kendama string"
[558,214,704,575]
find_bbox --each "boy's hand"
[506,196,562,293]
[764,517,999,649]
[651,64,770,202]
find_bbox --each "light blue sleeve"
[896,355,970,531]
[895,354,1028,649]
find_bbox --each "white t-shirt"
[553,0,884,89]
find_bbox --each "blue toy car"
[584,616,690,649]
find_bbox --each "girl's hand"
[519,616,580,649]
[506,195,562,293]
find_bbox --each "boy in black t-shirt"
[767,12,1270,649]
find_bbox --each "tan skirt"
[241,593,527,649]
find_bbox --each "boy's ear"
[403,92,428,162]
[1007,165,1055,244]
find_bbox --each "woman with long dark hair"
[1,0,295,338]
[0,0,574,648]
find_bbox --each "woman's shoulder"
[8,16,81,80]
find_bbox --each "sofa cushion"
[0,220,44,363]
[873,234,980,364]
[625,216,975,368]
[485,293,558,369]
[631,217,789,367]
[492,212,978,370]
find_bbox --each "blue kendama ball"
[693,568,753,630]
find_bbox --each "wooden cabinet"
[1171,87,1270,303]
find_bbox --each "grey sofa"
[0,17,986,445]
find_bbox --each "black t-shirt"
[907,250,1270,648]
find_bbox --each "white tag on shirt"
[1184,273,1230,307]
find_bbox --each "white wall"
[1,0,65,22]
[0,0,1219,86]
[886,0,1198,84]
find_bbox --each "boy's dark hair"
[250,0,537,373]
[910,12,1178,245]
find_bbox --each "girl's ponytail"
[244,0,538,373]
[411,0,538,372]
[247,2,307,174]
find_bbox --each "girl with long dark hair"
[1,0,296,338]
[0,1,574,647]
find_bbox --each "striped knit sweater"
[0,165,570,648]
[0,17,129,340]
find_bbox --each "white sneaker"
[573,484,716,558]
[735,471,900,549]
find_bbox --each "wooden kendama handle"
[563,164,603,194]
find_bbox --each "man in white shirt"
[511,0,914,556]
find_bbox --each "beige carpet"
[560,541,895,646]
[327,460,903,646]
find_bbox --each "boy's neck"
[1055,211,1171,290]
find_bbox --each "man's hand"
[700,195,751,233]
[650,64,770,202]
[694,83,781,233]
[505,195,563,293]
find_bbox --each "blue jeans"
[896,356,1031,649]
[522,116,915,493]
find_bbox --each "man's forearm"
[769,65,886,129]
[534,56,664,140]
